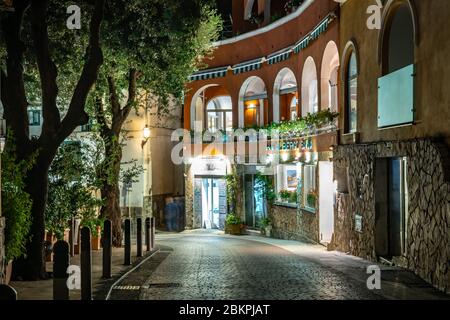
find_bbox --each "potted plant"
[82,217,103,250]
[225,214,242,235]
[260,217,272,237]
[279,189,291,203]
[306,190,317,209]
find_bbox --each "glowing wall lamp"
[141,125,151,149]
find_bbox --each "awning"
[188,66,229,82]
[293,37,310,54]
[232,58,264,75]
[267,47,292,65]
[293,14,334,54]
[309,17,330,41]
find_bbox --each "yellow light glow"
[143,126,151,139]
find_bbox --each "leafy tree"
[91,0,221,246]
[45,141,102,240]
[1,0,105,279]
[0,0,220,277]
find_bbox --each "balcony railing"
[378,64,415,128]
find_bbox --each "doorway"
[196,177,227,229]
[319,161,334,244]
[375,158,408,259]
[244,174,267,229]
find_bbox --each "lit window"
[206,96,233,132]
[275,164,300,205]
[28,110,41,126]
[302,164,317,211]
[346,52,357,133]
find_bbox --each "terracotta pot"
[225,223,241,235]
[91,226,102,250]
[5,260,13,285]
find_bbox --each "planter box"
[91,226,102,250]
[225,223,242,235]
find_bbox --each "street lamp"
[141,125,151,149]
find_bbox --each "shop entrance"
[375,158,408,259]
[244,174,267,229]
[194,177,227,230]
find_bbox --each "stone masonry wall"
[333,139,450,293]
[269,204,319,243]
[0,217,5,284]
[185,164,194,229]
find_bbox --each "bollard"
[124,219,131,265]
[0,285,17,301]
[81,227,92,300]
[150,217,156,250]
[69,218,75,257]
[102,220,112,279]
[145,218,150,252]
[53,240,70,300]
[136,218,142,257]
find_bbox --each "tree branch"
[111,69,138,134]
[57,0,105,143]
[93,95,110,138]
[107,75,120,117]
[30,0,60,139]
[1,1,32,153]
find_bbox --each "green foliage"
[225,168,240,215]
[91,0,222,113]
[260,217,271,228]
[2,135,34,262]
[46,141,103,240]
[255,173,276,204]
[263,109,339,137]
[225,214,241,225]
[278,190,298,204]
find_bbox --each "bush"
[225,214,241,225]
[2,137,34,262]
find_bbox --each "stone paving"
[137,230,449,300]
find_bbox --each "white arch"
[273,67,297,123]
[321,41,340,112]
[190,84,218,130]
[301,56,318,117]
[238,76,266,128]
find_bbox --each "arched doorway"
[273,68,299,122]
[238,76,268,128]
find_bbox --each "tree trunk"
[12,152,54,280]
[99,137,123,247]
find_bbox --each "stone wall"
[332,139,450,293]
[269,204,319,243]
[185,164,194,229]
[0,217,5,284]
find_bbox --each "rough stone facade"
[0,217,5,284]
[185,164,194,229]
[269,205,319,243]
[332,139,450,293]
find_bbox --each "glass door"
[244,174,267,229]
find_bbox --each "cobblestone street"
[109,230,449,300]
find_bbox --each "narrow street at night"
[107,230,448,301]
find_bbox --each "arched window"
[383,3,414,75]
[345,52,357,133]
[301,57,318,117]
[206,96,233,132]
[378,2,416,128]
